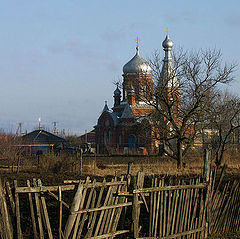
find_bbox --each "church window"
[104,131,108,145]
[105,120,110,127]
[109,130,112,146]
[119,135,122,146]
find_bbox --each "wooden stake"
[58,186,62,239]
[33,178,44,239]
[5,181,15,215]
[27,180,38,239]
[14,180,23,239]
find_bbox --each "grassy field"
[1,150,240,185]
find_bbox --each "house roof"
[22,129,66,144]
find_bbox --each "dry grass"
[1,149,240,185]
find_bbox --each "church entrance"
[128,135,136,150]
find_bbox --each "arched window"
[109,130,112,146]
[104,130,108,145]
[128,134,136,150]
[119,134,122,146]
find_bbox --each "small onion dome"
[114,85,121,96]
[123,47,152,75]
[162,34,173,50]
[102,101,109,112]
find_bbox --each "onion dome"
[114,85,121,96]
[123,47,152,75]
[162,34,173,50]
[102,101,109,113]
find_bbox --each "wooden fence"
[132,177,208,239]
[1,165,240,238]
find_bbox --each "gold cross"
[166,27,169,36]
[136,36,140,48]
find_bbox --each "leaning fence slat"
[149,177,154,236]
[38,179,53,239]
[168,189,176,236]
[228,183,240,233]
[190,186,200,232]
[58,186,62,239]
[151,177,157,236]
[77,179,96,238]
[0,179,13,239]
[222,182,239,233]
[163,190,167,237]
[166,190,172,236]
[47,190,69,209]
[64,182,84,239]
[182,188,190,233]
[33,178,44,239]
[5,181,15,215]
[159,178,165,237]
[212,182,230,233]
[14,180,23,239]
[186,184,194,232]
[154,179,162,237]
[216,181,237,233]
[100,178,116,235]
[94,178,114,236]
[110,178,127,236]
[105,176,125,235]
[85,178,105,238]
[179,188,186,233]
[27,180,38,239]
[72,177,90,239]
[171,189,179,235]
[132,177,140,238]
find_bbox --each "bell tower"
[122,37,153,105]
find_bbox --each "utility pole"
[53,122,58,135]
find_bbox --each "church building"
[95,33,176,154]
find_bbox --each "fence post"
[0,179,13,239]
[132,177,140,238]
[203,148,211,182]
[203,148,212,238]
[14,180,23,239]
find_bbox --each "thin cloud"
[100,27,127,42]
[164,10,199,24]
[225,13,240,27]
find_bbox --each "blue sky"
[0,0,240,135]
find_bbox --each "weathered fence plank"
[14,180,23,239]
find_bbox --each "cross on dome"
[136,36,140,48]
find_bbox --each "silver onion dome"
[162,34,173,49]
[123,47,152,75]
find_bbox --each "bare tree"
[0,133,24,171]
[140,48,236,168]
[205,91,240,166]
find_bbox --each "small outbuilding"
[22,129,67,154]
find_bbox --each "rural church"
[95,33,178,154]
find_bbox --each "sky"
[0,0,240,135]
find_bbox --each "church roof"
[121,103,134,119]
[123,47,152,75]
